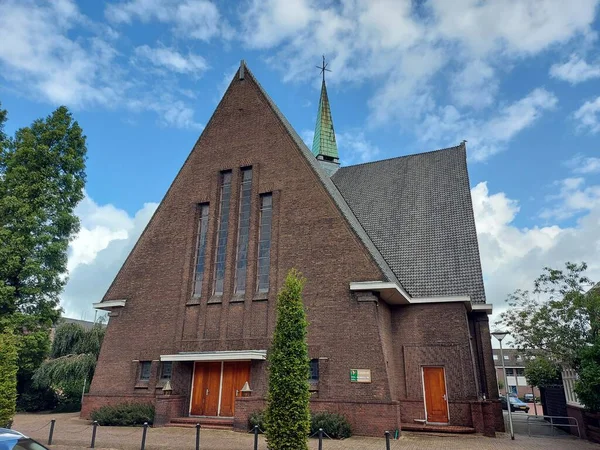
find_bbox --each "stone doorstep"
[401,423,476,434]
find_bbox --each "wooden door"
[190,362,221,416]
[423,367,449,423]
[219,362,251,417]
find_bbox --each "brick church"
[83,61,502,436]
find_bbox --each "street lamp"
[491,330,514,440]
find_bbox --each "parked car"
[0,428,49,450]
[524,393,535,402]
[500,395,530,413]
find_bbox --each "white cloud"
[540,177,600,220]
[566,154,600,174]
[0,0,122,108]
[106,0,231,41]
[127,95,203,130]
[450,60,498,110]
[134,45,209,74]
[550,54,600,84]
[237,0,595,151]
[574,96,600,134]
[337,131,381,165]
[421,88,558,161]
[62,196,158,319]
[472,181,600,325]
[429,0,599,56]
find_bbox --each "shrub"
[0,331,18,428]
[91,403,154,426]
[265,269,311,450]
[310,412,352,439]
[248,410,265,431]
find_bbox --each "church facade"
[83,61,502,436]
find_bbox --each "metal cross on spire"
[316,55,331,83]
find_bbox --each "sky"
[0,0,599,331]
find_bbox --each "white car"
[0,428,50,450]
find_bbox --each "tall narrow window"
[234,168,253,293]
[192,204,209,297]
[256,194,272,293]
[213,171,232,295]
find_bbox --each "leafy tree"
[499,262,600,411]
[0,103,87,323]
[33,322,105,411]
[0,102,87,413]
[524,357,561,388]
[574,340,600,411]
[0,330,18,428]
[265,269,311,450]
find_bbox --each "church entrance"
[190,361,251,417]
[423,366,449,424]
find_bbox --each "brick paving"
[12,413,599,450]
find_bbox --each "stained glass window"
[192,204,209,297]
[256,194,272,293]
[234,168,252,294]
[213,171,232,295]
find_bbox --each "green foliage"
[497,380,504,391]
[310,412,352,439]
[91,403,155,426]
[248,410,265,431]
[574,339,600,412]
[265,269,311,450]
[499,262,600,411]
[0,104,87,322]
[0,331,18,428]
[524,356,561,387]
[33,323,105,411]
[16,382,58,412]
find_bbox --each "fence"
[26,420,401,449]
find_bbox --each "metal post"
[532,386,538,416]
[253,425,259,450]
[318,428,323,450]
[48,419,55,445]
[140,422,148,450]
[385,431,391,450]
[81,376,87,406]
[90,421,98,448]
[195,423,200,450]
[499,340,514,440]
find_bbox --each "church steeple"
[312,56,339,176]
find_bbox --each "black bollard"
[140,422,148,450]
[318,428,323,450]
[48,419,55,445]
[385,430,391,450]
[90,421,98,448]
[195,423,200,450]
[253,425,259,450]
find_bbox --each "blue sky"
[0,0,599,325]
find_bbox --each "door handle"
[206,388,209,396]
[443,394,447,401]
[236,390,239,397]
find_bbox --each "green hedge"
[90,403,154,426]
[249,410,265,431]
[0,332,18,428]
[310,412,352,439]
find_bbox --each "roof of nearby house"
[56,317,100,330]
[332,146,486,304]
[492,349,528,367]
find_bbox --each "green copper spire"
[311,79,339,161]
[312,57,339,166]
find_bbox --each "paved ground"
[12,412,599,450]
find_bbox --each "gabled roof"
[242,63,403,289]
[312,80,339,160]
[332,144,487,304]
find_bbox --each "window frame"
[309,358,319,382]
[192,203,210,298]
[160,361,173,380]
[234,167,253,294]
[139,361,152,381]
[256,193,273,293]
[212,171,233,296]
